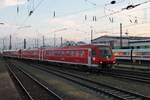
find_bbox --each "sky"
[0,0,150,49]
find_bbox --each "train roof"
[3,45,112,52]
[62,45,110,49]
[44,45,111,50]
[3,50,18,52]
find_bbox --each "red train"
[3,45,116,69]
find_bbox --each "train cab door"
[38,49,41,60]
[18,49,22,59]
[41,49,44,61]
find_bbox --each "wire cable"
[20,0,45,26]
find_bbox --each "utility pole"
[9,35,12,50]
[37,38,39,48]
[91,28,93,44]
[24,39,26,49]
[43,36,45,47]
[125,30,129,47]
[54,34,56,48]
[2,39,5,51]
[120,23,123,48]
[61,36,63,47]
[34,39,36,48]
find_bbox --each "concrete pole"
[91,29,93,44]
[24,39,26,49]
[9,35,12,50]
[43,35,45,47]
[61,36,63,47]
[120,23,123,48]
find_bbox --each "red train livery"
[3,45,116,69]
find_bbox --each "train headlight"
[93,57,96,61]
[113,61,116,64]
[100,62,103,64]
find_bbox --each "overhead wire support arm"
[121,0,150,10]
[28,0,45,16]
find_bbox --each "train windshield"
[99,47,112,58]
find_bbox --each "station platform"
[0,58,21,100]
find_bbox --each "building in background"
[129,39,150,48]
[92,35,150,49]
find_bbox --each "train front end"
[97,46,116,68]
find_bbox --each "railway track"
[22,63,150,100]
[7,62,62,100]
[115,65,150,72]
[100,69,150,84]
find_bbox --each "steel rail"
[8,62,62,100]
[7,64,34,100]
[29,63,150,100]
[100,69,150,83]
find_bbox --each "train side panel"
[2,45,116,69]
[113,48,150,64]
[43,49,89,65]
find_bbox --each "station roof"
[92,35,150,42]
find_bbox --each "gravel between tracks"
[16,61,103,100]
[64,68,150,97]
[35,62,150,97]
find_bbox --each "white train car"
[113,48,150,64]
[132,48,150,61]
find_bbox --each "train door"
[42,49,44,61]
[39,49,44,61]
[38,49,41,60]
[18,49,22,59]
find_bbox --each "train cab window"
[92,49,96,57]
[100,47,112,58]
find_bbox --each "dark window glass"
[100,47,112,58]
[92,49,96,57]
